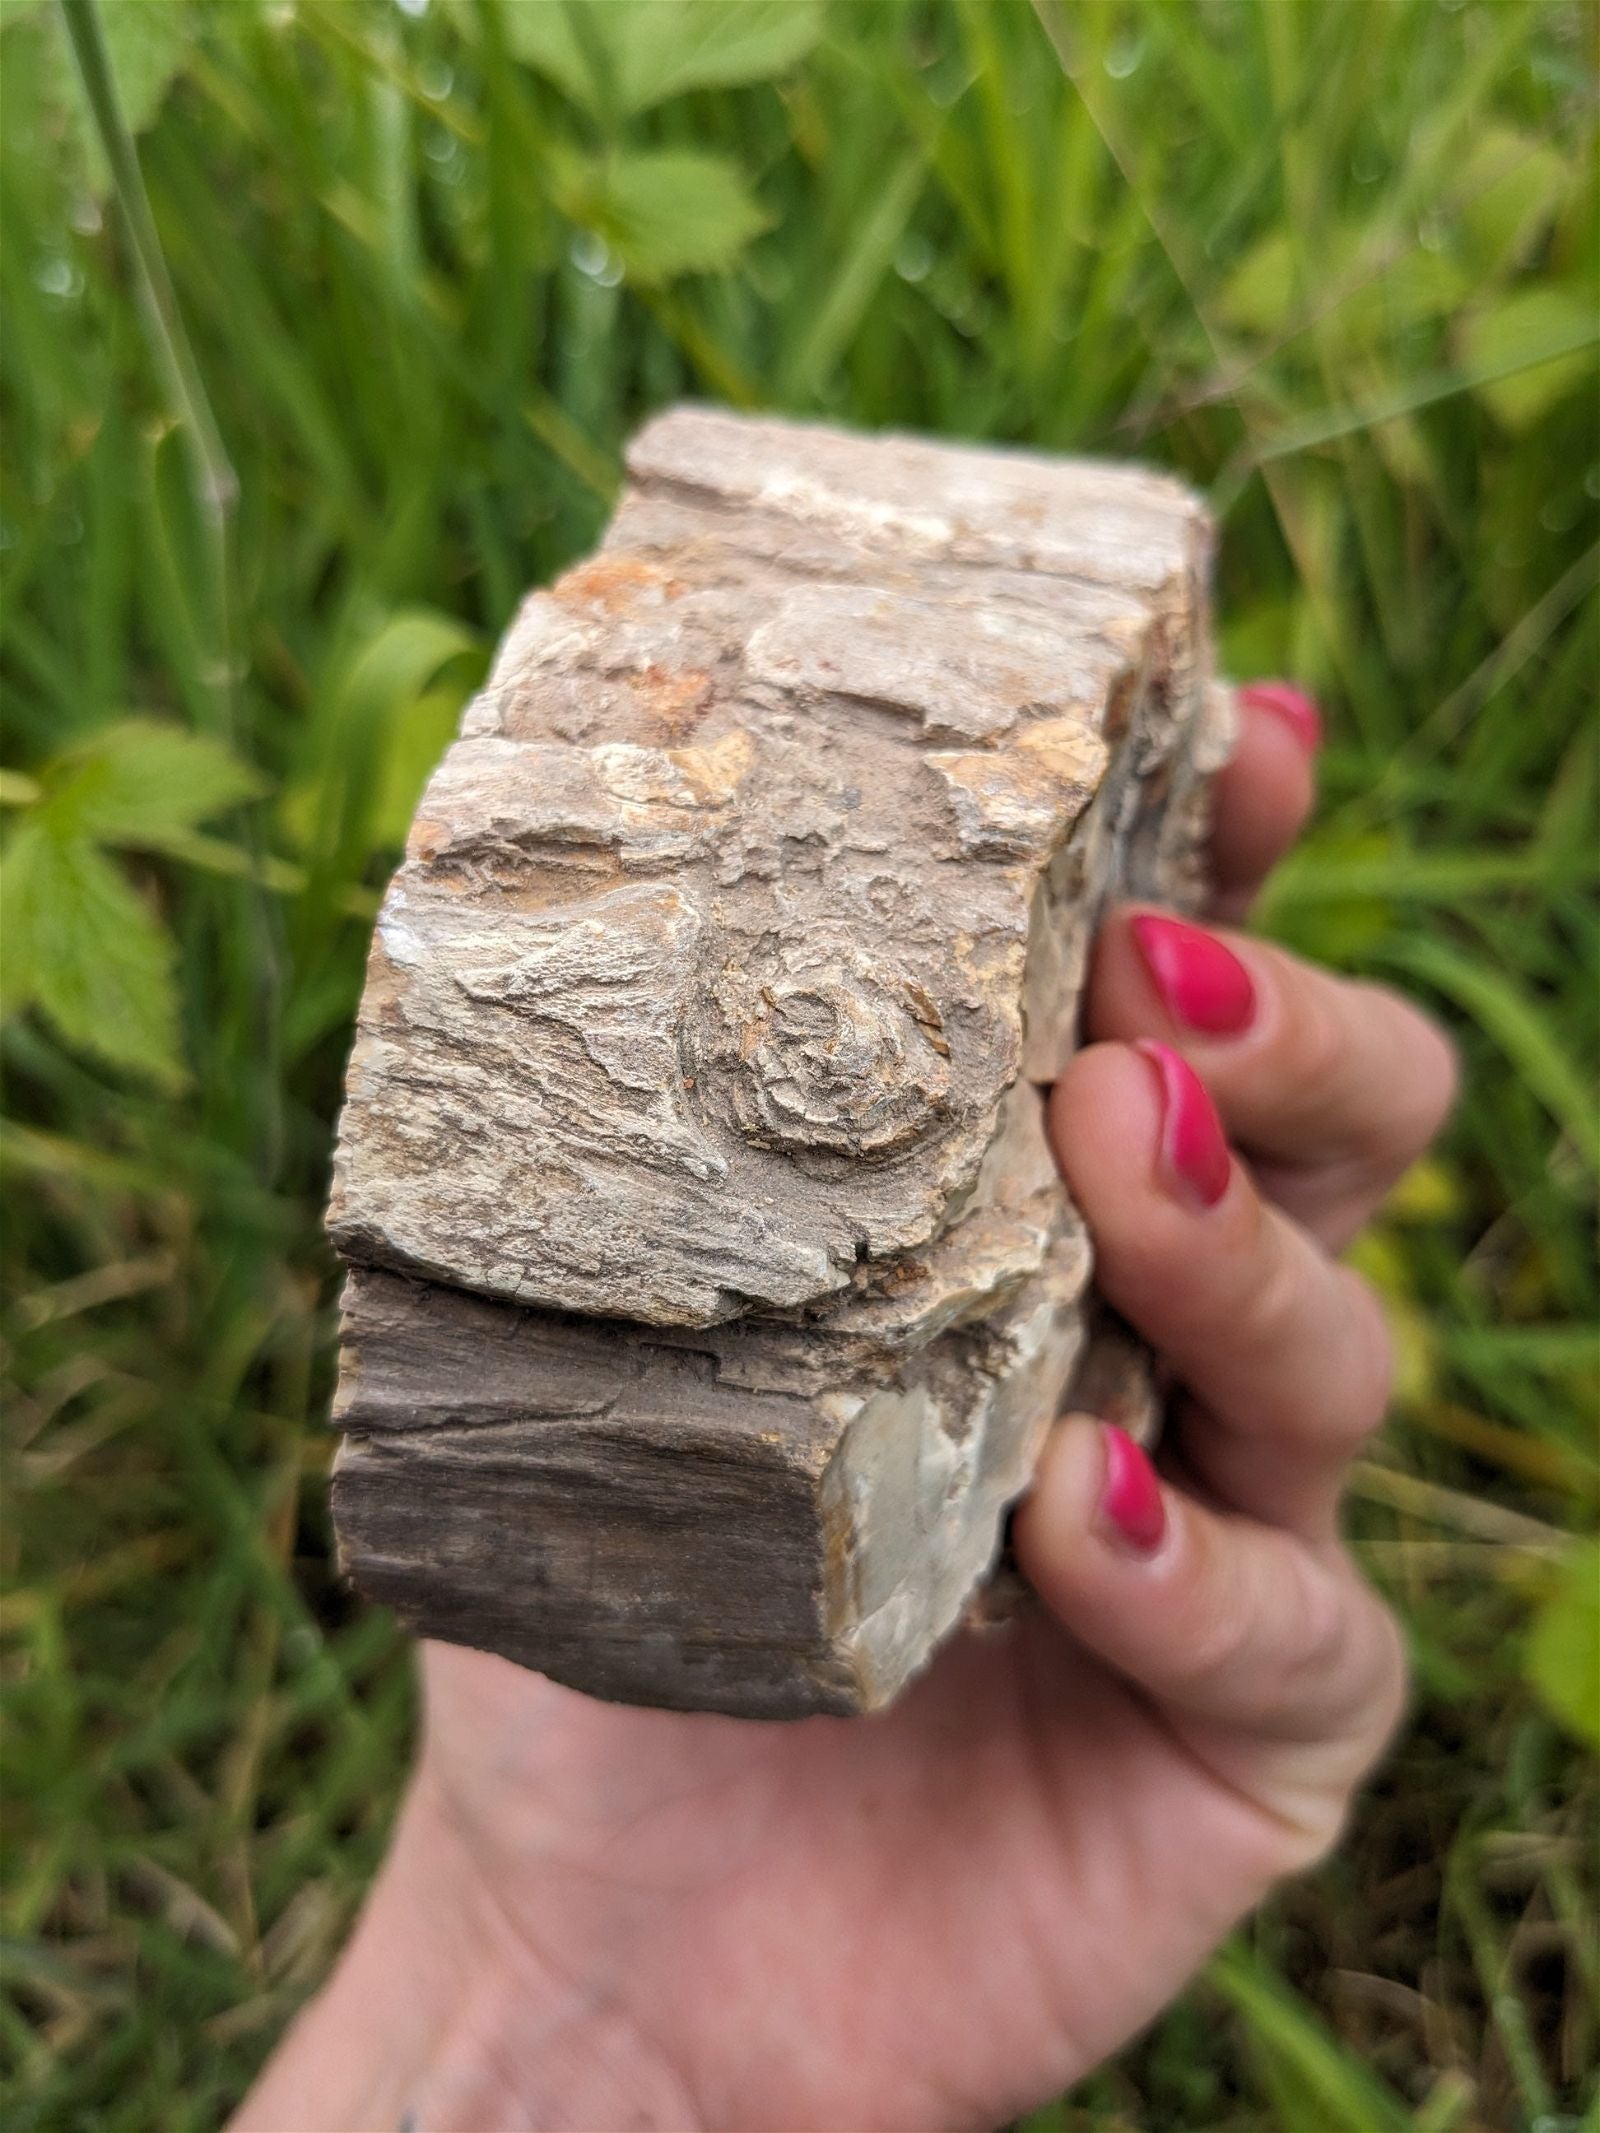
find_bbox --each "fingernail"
[1135,1039,1231,1209]
[1131,913,1256,1036]
[1238,680,1324,753]
[1099,1424,1166,1554]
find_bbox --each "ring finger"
[1047,1040,1395,1536]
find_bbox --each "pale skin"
[237,686,1458,2133]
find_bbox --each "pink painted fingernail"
[1136,1039,1231,1209]
[1099,1424,1166,1554]
[1131,912,1256,1037]
[1238,680,1324,753]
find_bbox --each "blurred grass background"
[1,1,1596,2127]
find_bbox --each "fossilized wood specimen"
[327,407,1231,1718]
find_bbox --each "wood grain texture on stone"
[327,407,1233,1718]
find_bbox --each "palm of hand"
[419,1613,1300,2131]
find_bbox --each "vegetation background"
[1,0,1596,2127]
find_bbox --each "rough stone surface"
[327,407,1231,1717]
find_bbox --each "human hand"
[237,683,1457,2133]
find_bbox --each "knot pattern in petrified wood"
[708,950,952,1159]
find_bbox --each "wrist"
[233,1766,702,2132]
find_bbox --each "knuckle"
[1352,986,1460,1173]
[1276,1802,1353,1876]
[1282,976,1351,1116]
[1184,1544,1370,1724]
[1179,1565,1260,1696]
[1335,1270,1396,1444]
[1273,964,1459,1182]
[1280,1548,1355,1693]
[1233,1566,1411,1879]
[1369,1603,1412,1749]
[1333,1568,1411,1762]
[1407,1009,1461,1147]
[1237,1221,1309,1359]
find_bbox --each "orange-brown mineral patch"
[552,554,683,614]
[406,815,448,863]
[631,662,713,738]
[872,1255,930,1296]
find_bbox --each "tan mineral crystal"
[326,407,1231,1717]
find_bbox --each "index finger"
[1207,682,1323,920]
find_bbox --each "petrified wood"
[327,407,1231,1718]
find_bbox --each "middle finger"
[1084,907,1458,1250]
[1048,1041,1394,1537]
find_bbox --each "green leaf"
[781,148,927,398]
[1387,934,1599,1177]
[71,0,186,139]
[1264,842,1589,907]
[618,0,823,111]
[1209,1943,1412,2133]
[1217,227,1296,334]
[505,0,822,120]
[0,817,185,1087]
[1342,246,1469,340]
[1455,123,1572,278]
[1218,222,1465,341]
[42,719,265,852]
[1447,1324,1600,1373]
[368,684,475,854]
[1524,1543,1600,1750]
[1347,1229,1438,1409]
[495,0,596,111]
[1,0,186,189]
[289,608,482,874]
[565,147,768,281]
[1255,828,1395,964]
[1457,285,1597,431]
